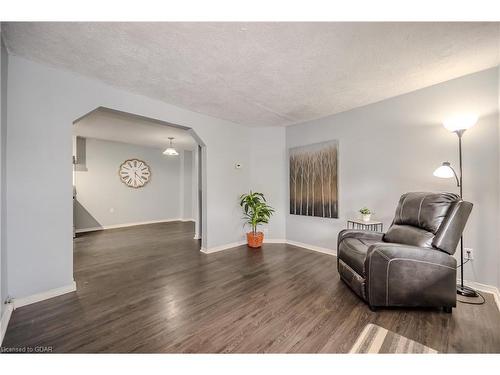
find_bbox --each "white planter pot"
[362,214,371,222]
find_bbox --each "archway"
[71,106,207,256]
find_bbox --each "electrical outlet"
[464,248,474,260]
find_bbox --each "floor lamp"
[433,114,479,297]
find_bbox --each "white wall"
[191,149,198,221]
[193,146,201,239]
[179,149,194,221]
[0,34,8,315]
[286,67,500,288]
[498,65,500,290]
[74,138,184,230]
[5,55,255,299]
[249,127,287,240]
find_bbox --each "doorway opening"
[71,107,205,251]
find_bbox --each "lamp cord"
[455,260,485,304]
[453,260,486,305]
[457,289,486,305]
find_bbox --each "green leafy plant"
[239,191,275,234]
[359,207,371,215]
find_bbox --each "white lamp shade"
[433,164,455,179]
[163,147,179,156]
[443,114,478,132]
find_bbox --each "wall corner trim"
[0,303,14,346]
[12,281,77,310]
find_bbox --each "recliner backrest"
[383,192,472,255]
[432,199,473,254]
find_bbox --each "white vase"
[362,214,371,222]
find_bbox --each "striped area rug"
[349,323,437,353]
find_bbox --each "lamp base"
[457,284,479,297]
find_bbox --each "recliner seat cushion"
[338,237,380,275]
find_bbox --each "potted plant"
[359,207,372,222]
[239,191,275,248]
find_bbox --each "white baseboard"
[0,303,14,346]
[200,241,246,254]
[75,218,183,233]
[180,218,195,222]
[264,238,287,244]
[200,238,291,253]
[200,238,336,256]
[12,281,77,309]
[285,240,337,256]
[461,280,500,312]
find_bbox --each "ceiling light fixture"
[163,137,179,156]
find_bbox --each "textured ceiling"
[74,108,197,151]
[3,22,500,127]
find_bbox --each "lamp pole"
[457,130,465,294]
[454,129,478,297]
[457,129,463,197]
[435,115,479,297]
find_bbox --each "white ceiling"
[3,22,500,127]
[74,108,197,151]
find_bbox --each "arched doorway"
[71,107,207,264]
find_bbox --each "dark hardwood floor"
[2,221,500,353]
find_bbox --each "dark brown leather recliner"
[337,192,473,312]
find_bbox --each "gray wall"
[74,138,184,230]
[286,67,499,288]
[0,33,8,315]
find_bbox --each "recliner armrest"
[337,229,384,249]
[365,243,456,268]
[364,243,457,307]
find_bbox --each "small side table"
[347,219,383,232]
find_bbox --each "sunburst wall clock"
[119,159,151,188]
